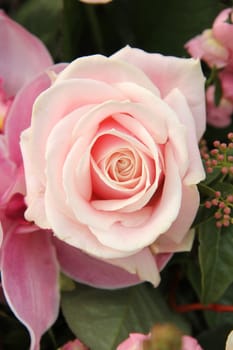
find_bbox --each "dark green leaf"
[198,218,233,303]
[204,282,233,328]
[61,283,189,350]
[14,0,63,61]
[197,324,232,350]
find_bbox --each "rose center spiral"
[106,148,141,182]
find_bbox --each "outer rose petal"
[0,10,53,96]
[112,46,206,140]
[164,88,205,185]
[1,226,60,350]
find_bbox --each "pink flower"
[59,338,88,350]
[182,336,203,350]
[117,333,149,350]
[21,45,206,286]
[117,331,203,350]
[185,8,233,69]
[206,70,233,127]
[206,85,233,128]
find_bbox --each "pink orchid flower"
[0,10,152,350]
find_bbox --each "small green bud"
[143,323,183,350]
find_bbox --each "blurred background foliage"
[0,0,225,62]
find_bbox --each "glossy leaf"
[61,283,189,350]
[204,283,233,328]
[198,218,233,303]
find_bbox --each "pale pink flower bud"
[59,338,88,350]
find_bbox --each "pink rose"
[21,46,206,285]
[185,8,233,69]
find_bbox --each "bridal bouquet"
[0,1,233,349]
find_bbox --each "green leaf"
[61,283,189,350]
[14,0,63,61]
[198,218,233,303]
[204,282,233,328]
[213,181,233,198]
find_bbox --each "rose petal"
[90,143,182,252]
[55,54,160,96]
[154,184,200,247]
[105,247,161,286]
[112,46,206,139]
[164,88,205,185]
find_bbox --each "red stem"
[169,269,233,313]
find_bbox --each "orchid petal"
[1,226,59,350]
[6,63,66,165]
[53,238,140,289]
[0,10,53,96]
